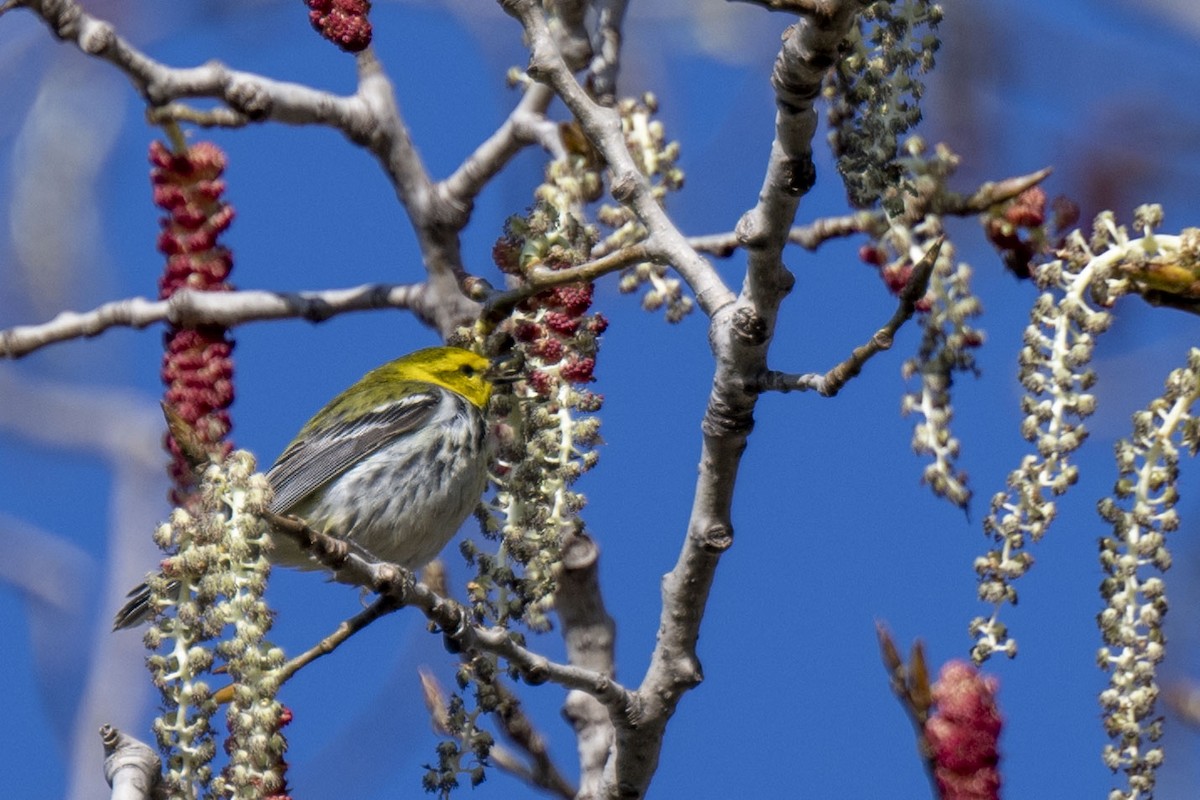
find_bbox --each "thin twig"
[483,242,659,321]
[500,0,732,317]
[274,596,400,687]
[692,167,1052,257]
[420,669,576,799]
[759,237,942,396]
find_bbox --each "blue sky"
[3,1,1200,798]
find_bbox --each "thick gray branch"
[621,4,862,799]
[498,0,862,797]
[556,532,618,799]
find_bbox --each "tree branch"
[759,237,942,396]
[690,167,1052,256]
[500,0,734,319]
[100,725,159,800]
[444,82,562,200]
[264,511,633,714]
[586,0,630,105]
[555,531,618,799]
[0,284,429,359]
[12,0,495,336]
[276,596,400,688]
[483,242,660,322]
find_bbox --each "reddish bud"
[560,356,595,384]
[859,244,887,267]
[532,337,565,364]
[550,284,593,316]
[542,311,580,335]
[924,661,1003,800]
[588,314,609,334]
[307,0,373,53]
[513,321,544,343]
[529,370,553,396]
[1003,186,1046,228]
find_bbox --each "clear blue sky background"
[4,1,1200,798]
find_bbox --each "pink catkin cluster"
[150,140,236,505]
[512,283,608,396]
[306,0,372,53]
[493,231,608,397]
[924,661,1003,800]
[857,243,933,313]
[982,186,1080,280]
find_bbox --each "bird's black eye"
[459,364,477,378]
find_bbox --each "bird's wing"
[266,389,441,514]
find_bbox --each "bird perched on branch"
[114,345,501,629]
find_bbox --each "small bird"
[114,346,499,629]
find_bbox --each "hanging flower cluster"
[306,0,372,53]
[434,119,612,793]
[970,210,1194,663]
[924,661,1003,800]
[591,95,690,321]
[149,140,287,798]
[824,0,943,213]
[151,140,236,507]
[145,452,283,800]
[480,194,606,630]
[864,139,984,509]
[1097,349,1200,800]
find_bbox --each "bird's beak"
[487,351,525,385]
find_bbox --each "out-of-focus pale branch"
[760,237,941,397]
[0,283,427,359]
[587,0,630,104]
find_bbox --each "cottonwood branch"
[265,511,632,714]
[483,242,661,322]
[100,725,159,800]
[759,237,942,397]
[12,0,586,339]
[556,531,618,798]
[501,0,734,319]
[498,0,862,797]
[587,0,630,105]
[0,284,431,359]
[691,167,1051,256]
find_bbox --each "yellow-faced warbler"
[114,346,500,629]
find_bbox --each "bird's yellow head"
[366,346,494,409]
